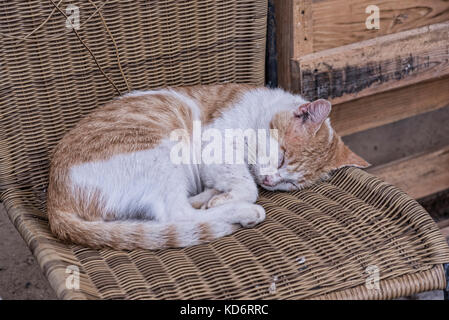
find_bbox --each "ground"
[0,204,57,300]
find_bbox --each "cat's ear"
[294,99,331,134]
[334,143,371,169]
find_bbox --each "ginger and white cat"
[47,84,369,250]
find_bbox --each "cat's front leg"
[202,164,259,209]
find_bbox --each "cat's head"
[254,99,370,191]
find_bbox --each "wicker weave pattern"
[2,168,449,299]
[1,0,449,300]
[0,0,267,210]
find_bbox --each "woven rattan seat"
[1,0,448,299]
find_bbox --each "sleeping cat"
[47,84,369,250]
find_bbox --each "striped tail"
[49,211,239,250]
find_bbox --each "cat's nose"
[263,176,275,186]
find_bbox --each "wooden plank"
[312,0,449,52]
[274,0,294,90]
[294,0,313,59]
[330,76,449,136]
[274,0,313,90]
[368,146,449,200]
[294,22,449,103]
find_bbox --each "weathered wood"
[312,0,449,52]
[331,76,449,136]
[274,0,449,90]
[295,22,449,103]
[274,0,313,91]
[368,146,449,200]
[294,0,313,58]
[274,0,294,90]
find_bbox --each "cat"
[47,84,369,250]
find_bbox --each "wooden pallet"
[273,0,449,234]
[275,0,449,92]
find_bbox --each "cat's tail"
[49,211,239,250]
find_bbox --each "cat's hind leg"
[188,188,220,209]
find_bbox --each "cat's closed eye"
[277,152,285,169]
[298,112,310,124]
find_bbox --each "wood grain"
[331,76,449,136]
[368,146,449,200]
[294,22,449,103]
[294,0,313,58]
[274,0,312,90]
[312,0,449,52]
[275,1,449,91]
[274,0,295,90]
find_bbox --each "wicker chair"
[1,0,448,300]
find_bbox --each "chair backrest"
[0,0,267,211]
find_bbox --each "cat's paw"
[190,199,205,209]
[189,188,220,209]
[206,192,233,208]
[237,204,266,228]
